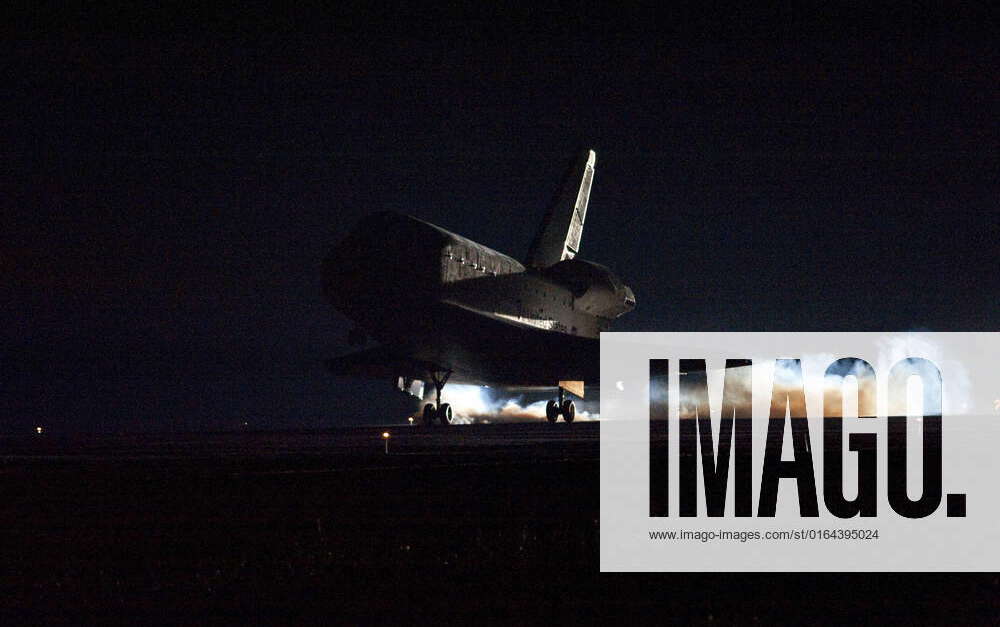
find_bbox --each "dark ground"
[0,423,996,624]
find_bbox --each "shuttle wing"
[326,298,601,389]
[325,343,483,386]
[325,345,430,382]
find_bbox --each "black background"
[3,5,999,623]
[5,6,996,432]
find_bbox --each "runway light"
[382,431,390,438]
[408,416,414,425]
[382,431,391,455]
[35,426,43,435]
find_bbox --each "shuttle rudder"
[526,149,596,269]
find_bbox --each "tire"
[561,399,576,423]
[422,403,437,426]
[437,403,453,425]
[545,400,559,423]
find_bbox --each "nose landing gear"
[545,387,576,423]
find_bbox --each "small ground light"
[382,431,391,454]
[408,416,414,425]
[36,426,43,435]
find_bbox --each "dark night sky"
[3,7,997,431]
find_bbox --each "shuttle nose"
[623,285,636,310]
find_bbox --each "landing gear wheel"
[437,403,453,425]
[545,400,559,423]
[561,399,576,423]
[422,403,437,426]
[425,369,453,426]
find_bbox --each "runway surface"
[1,422,995,623]
[0,423,605,622]
[0,421,600,468]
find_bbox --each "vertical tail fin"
[525,149,596,268]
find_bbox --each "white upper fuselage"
[427,218,628,339]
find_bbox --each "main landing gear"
[545,387,576,423]
[422,369,453,426]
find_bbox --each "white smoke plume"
[670,335,972,419]
[424,385,599,423]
